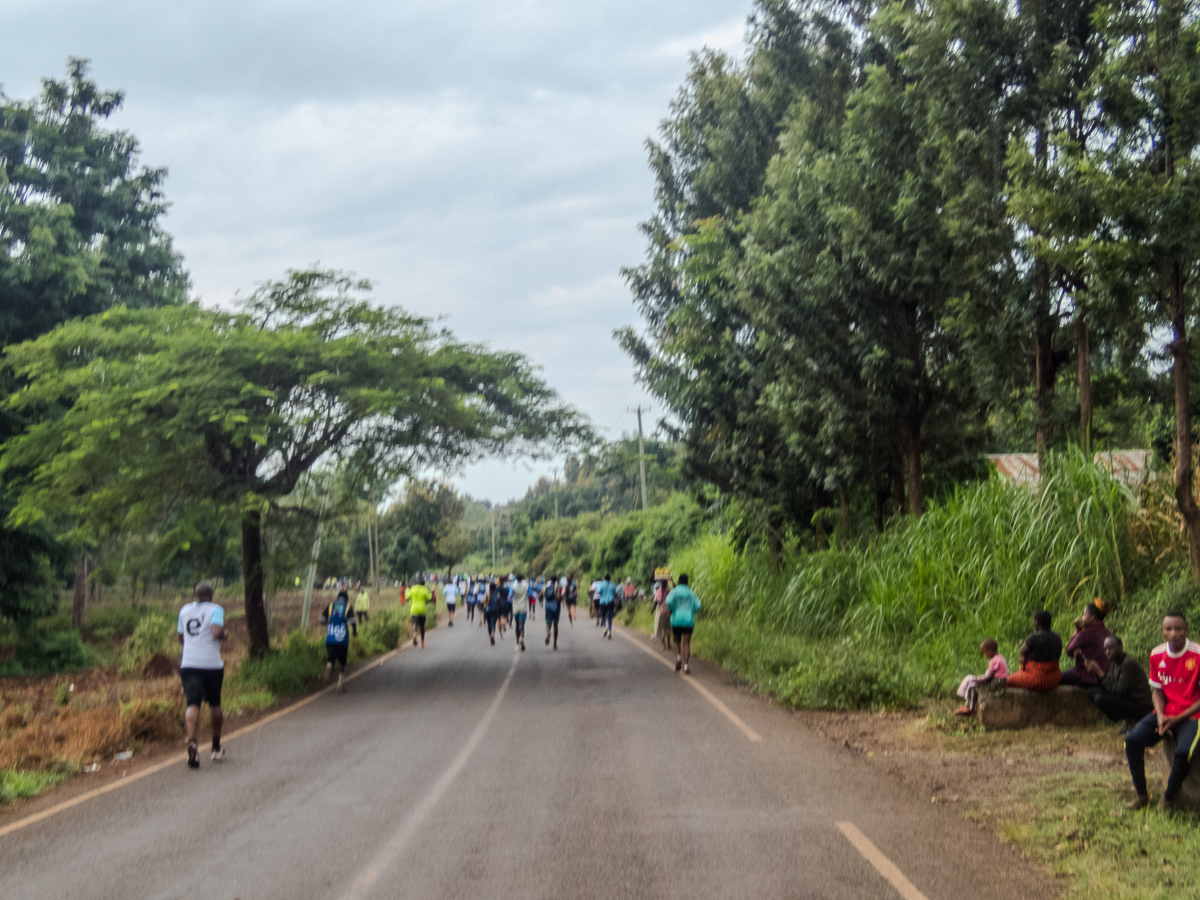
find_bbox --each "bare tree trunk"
[72,555,89,629]
[242,510,271,658]
[1034,317,1053,472]
[890,452,906,519]
[1170,271,1200,577]
[906,423,924,517]
[1078,316,1092,453]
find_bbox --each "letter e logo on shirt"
[186,617,203,637]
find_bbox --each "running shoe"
[449,621,453,627]
[187,739,199,769]
[675,657,682,672]
[413,636,418,646]
[420,639,425,648]
[211,746,226,762]
[520,641,526,652]
[323,662,332,681]
[683,664,690,675]
[490,635,495,645]
[337,673,344,693]
[545,635,550,646]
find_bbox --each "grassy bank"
[657,452,1177,710]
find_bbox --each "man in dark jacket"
[1085,636,1154,727]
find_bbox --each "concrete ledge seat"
[976,684,1099,730]
[1159,735,1200,811]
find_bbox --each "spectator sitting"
[1124,610,1200,812]
[1060,598,1113,686]
[1001,610,1063,692]
[1084,635,1153,730]
[954,639,1008,716]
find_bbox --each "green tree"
[2,269,587,655]
[0,58,187,624]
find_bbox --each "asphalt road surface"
[1,613,1052,900]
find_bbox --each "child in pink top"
[955,639,1009,715]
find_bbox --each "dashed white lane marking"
[336,651,520,900]
[837,821,931,900]
[613,625,762,742]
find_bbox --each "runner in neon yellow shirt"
[407,578,433,648]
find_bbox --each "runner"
[565,575,577,624]
[320,589,357,693]
[465,576,478,624]
[527,576,540,623]
[499,576,512,640]
[543,575,562,649]
[512,574,530,652]
[484,577,502,645]
[665,573,702,674]
[597,574,617,639]
[442,577,459,627]
[407,577,433,648]
[590,577,602,625]
[177,581,227,769]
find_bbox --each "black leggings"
[412,615,426,640]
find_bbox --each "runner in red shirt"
[1124,610,1200,811]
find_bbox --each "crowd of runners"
[175,568,703,768]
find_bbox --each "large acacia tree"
[3,269,588,655]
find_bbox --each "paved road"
[1,614,1051,900]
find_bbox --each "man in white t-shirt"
[442,579,459,627]
[177,581,227,769]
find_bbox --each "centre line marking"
[613,625,761,742]
[336,651,520,900]
[837,821,931,900]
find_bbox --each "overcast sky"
[2,0,751,502]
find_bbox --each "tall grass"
[670,449,1157,709]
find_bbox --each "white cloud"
[2,0,754,501]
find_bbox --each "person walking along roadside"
[177,581,228,769]
[1124,611,1200,811]
[355,582,370,624]
[597,574,617,639]
[321,590,357,693]
[408,577,433,648]
[512,574,530,652]
[665,574,701,674]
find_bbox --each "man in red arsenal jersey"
[1125,611,1200,811]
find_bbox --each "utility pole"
[553,466,560,519]
[300,487,331,631]
[492,509,497,568]
[628,405,650,511]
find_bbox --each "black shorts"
[412,614,426,629]
[672,626,694,640]
[566,598,577,607]
[544,609,560,625]
[445,602,456,610]
[326,643,349,667]
[180,667,224,708]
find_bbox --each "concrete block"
[1159,735,1200,811]
[977,685,1099,730]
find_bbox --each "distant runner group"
[175,568,703,768]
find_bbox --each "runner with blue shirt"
[177,581,228,769]
[321,590,357,693]
[543,575,562,649]
[597,574,617,639]
[665,573,701,674]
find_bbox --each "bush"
[83,606,153,641]
[15,629,94,674]
[118,614,177,676]
[360,609,402,654]
[0,768,67,806]
[234,630,325,696]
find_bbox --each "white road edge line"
[0,638,412,841]
[336,651,520,900]
[837,821,931,900]
[613,625,762,742]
